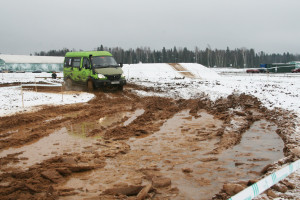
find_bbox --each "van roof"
[65,51,112,57]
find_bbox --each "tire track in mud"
[168,63,196,78]
[0,84,297,200]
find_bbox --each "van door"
[81,57,91,82]
[63,57,73,78]
[72,58,82,82]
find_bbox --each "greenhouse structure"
[260,61,300,73]
[0,54,64,72]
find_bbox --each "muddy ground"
[0,83,298,200]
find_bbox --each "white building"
[0,54,64,72]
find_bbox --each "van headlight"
[121,73,125,78]
[98,74,106,79]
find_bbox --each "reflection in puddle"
[68,109,144,137]
[124,109,144,126]
[98,109,144,128]
[98,113,128,128]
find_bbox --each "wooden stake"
[137,183,152,200]
[35,77,37,92]
[61,83,64,102]
[21,84,24,109]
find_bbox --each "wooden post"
[137,183,152,200]
[35,77,37,92]
[61,83,64,102]
[21,84,24,109]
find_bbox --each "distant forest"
[34,45,300,68]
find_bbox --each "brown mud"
[0,83,297,200]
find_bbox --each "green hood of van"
[95,67,123,75]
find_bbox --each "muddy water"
[1,108,284,199]
[58,110,222,199]
[0,109,144,172]
[218,120,284,180]
[128,110,224,199]
[171,120,283,200]
[58,110,284,200]
[69,109,145,137]
[0,128,95,171]
[98,108,144,127]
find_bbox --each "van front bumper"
[93,79,126,88]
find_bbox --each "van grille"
[105,75,121,81]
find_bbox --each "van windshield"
[91,56,118,68]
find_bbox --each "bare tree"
[195,46,199,63]
[207,44,211,67]
[241,47,248,68]
[215,49,225,67]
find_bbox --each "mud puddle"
[129,114,284,200]
[0,128,95,172]
[0,88,292,200]
[58,110,223,199]
[0,109,144,173]
[58,110,285,200]
[218,120,284,180]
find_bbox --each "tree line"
[34,45,300,68]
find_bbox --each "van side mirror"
[119,63,123,67]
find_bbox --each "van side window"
[82,58,89,69]
[72,58,81,68]
[64,57,72,67]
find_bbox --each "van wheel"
[87,80,94,92]
[118,85,123,91]
[65,78,72,90]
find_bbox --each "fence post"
[61,83,64,102]
[35,77,37,92]
[21,84,24,109]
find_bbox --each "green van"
[63,51,126,91]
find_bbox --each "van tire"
[87,80,94,92]
[118,85,124,91]
[65,78,72,90]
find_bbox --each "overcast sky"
[0,0,299,55]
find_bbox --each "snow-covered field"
[125,64,300,114]
[0,63,300,199]
[1,64,300,144]
[1,64,299,116]
[0,72,94,116]
[1,64,300,129]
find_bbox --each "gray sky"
[1,0,300,55]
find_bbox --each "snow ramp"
[168,63,196,78]
[170,63,220,80]
[122,63,220,81]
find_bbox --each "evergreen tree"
[33,46,300,68]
